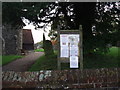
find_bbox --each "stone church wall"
[2,24,22,55]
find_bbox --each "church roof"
[22,29,34,44]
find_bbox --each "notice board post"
[57,25,83,70]
[79,25,83,71]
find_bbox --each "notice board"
[60,34,79,68]
[57,28,83,70]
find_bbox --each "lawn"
[34,48,44,52]
[1,55,23,66]
[29,54,57,71]
[29,47,119,71]
[107,46,119,57]
[84,46,119,69]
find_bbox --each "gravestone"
[43,34,54,56]
[43,40,54,56]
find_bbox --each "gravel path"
[2,52,44,72]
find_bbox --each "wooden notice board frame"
[57,25,83,70]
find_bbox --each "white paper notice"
[60,34,79,64]
[70,56,78,68]
[68,34,79,47]
[70,46,78,56]
[60,34,68,46]
[60,34,69,57]
[60,46,69,57]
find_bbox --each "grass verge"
[29,54,57,71]
[1,55,23,66]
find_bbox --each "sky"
[23,19,50,44]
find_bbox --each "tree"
[2,2,120,54]
[2,2,51,27]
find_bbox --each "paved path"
[2,52,44,72]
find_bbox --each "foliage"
[2,2,24,26]
[48,29,57,40]
[92,2,120,53]
[1,55,23,66]
[2,2,120,54]
[34,41,44,48]
[2,2,51,27]
[36,41,43,45]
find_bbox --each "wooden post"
[79,25,83,77]
[79,25,83,70]
[57,26,61,70]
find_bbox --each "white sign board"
[60,34,80,68]
[68,34,79,47]
[70,56,79,68]
[60,46,69,57]
[70,46,78,56]
[60,34,69,57]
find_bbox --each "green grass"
[107,46,119,57]
[1,55,23,66]
[84,46,119,69]
[29,54,57,71]
[29,47,119,71]
[34,49,44,52]
[84,54,118,69]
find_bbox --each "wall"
[2,68,120,89]
[2,24,22,55]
